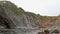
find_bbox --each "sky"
[7,0,60,16]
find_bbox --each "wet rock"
[37,32,45,34]
[52,29,59,34]
[44,29,50,34]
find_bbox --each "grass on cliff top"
[1,1,24,15]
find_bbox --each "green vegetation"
[0,1,24,15]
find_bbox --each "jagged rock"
[0,1,60,29]
[0,1,42,29]
[0,4,15,29]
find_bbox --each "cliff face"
[41,16,60,28]
[0,1,42,29]
[0,3,15,29]
[0,1,60,29]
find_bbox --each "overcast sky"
[7,0,60,16]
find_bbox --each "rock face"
[0,4,15,29]
[0,1,60,29]
[41,16,60,28]
[0,1,42,29]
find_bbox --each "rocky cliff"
[0,1,60,29]
[0,1,42,29]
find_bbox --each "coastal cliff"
[0,1,60,29]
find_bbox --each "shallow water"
[0,29,40,34]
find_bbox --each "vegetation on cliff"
[0,1,60,29]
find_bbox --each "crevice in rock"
[0,15,11,29]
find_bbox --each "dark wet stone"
[51,29,59,34]
[44,29,50,34]
[37,32,45,34]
